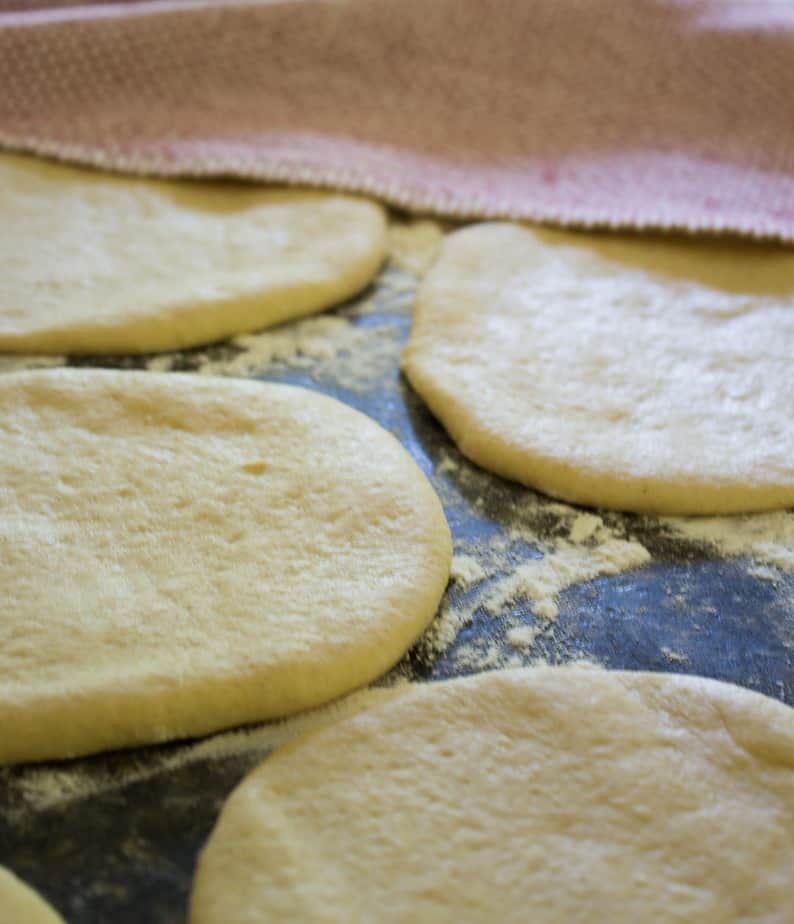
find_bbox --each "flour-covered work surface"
[1,220,793,924]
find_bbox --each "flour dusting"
[568,513,604,544]
[419,449,653,670]
[10,684,408,814]
[661,646,690,664]
[506,625,541,650]
[483,539,652,622]
[665,511,794,572]
[184,311,403,392]
[450,554,487,589]
[421,597,474,662]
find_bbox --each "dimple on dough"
[0,153,386,354]
[190,666,794,924]
[0,868,65,924]
[402,223,794,515]
[0,369,451,764]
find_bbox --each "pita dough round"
[191,667,794,924]
[402,223,794,515]
[0,153,386,354]
[0,868,64,924]
[0,369,450,764]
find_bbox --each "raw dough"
[0,369,450,763]
[402,223,794,515]
[0,867,65,924]
[0,153,386,354]
[190,666,794,923]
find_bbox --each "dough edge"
[0,867,65,924]
[190,665,794,923]
[1,369,452,763]
[402,222,794,516]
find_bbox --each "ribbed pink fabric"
[2,0,793,239]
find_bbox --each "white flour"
[449,554,487,589]
[665,511,794,573]
[190,312,404,392]
[506,625,541,650]
[419,450,655,671]
[661,646,690,664]
[482,538,651,622]
[9,684,408,814]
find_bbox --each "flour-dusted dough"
[0,868,65,924]
[0,154,386,354]
[190,667,794,924]
[402,224,794,515]
[0,369,451,764]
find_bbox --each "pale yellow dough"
[0,868,65,924]
[0,369,451,763]
[0,154,386,354]
[191,667,794,924]
[402,223,794,514]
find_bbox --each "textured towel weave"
[2,0,794,239]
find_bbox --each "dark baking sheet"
[2,226,793,923]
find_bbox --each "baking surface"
[2,217,793,923]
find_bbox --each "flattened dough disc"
[402,223,794,515]
[0,867,65,924]
[0,369,451,763]
[0,153,386,354]
[190,667,794,924]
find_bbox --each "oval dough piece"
[190,667,794,924]
[0,868,65,924]
[402,223,794,515]
[0,369,451,764]
[0,154,386,354]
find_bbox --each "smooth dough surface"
[0,369,450,763]
[402,223,794,514]
[0,868,65,924]
[191,667,794,924]
[0,153,386,354]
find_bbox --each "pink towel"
[2,0,794,240]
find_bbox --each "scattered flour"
[9,683,409,814]
[450,554,487,589]
[665,511,794,572]
[483,539,652,622]
[430,447,794,676]
[568,513,604,544]
[506,625,541,650]
[145,354,176,372]
[450,639,507,673]
[202,315,350,370]
[419,451,654,670]
[747,563,784,583]
[436,454,460,476]
[420,596,473,661]
[187,312,403,392]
